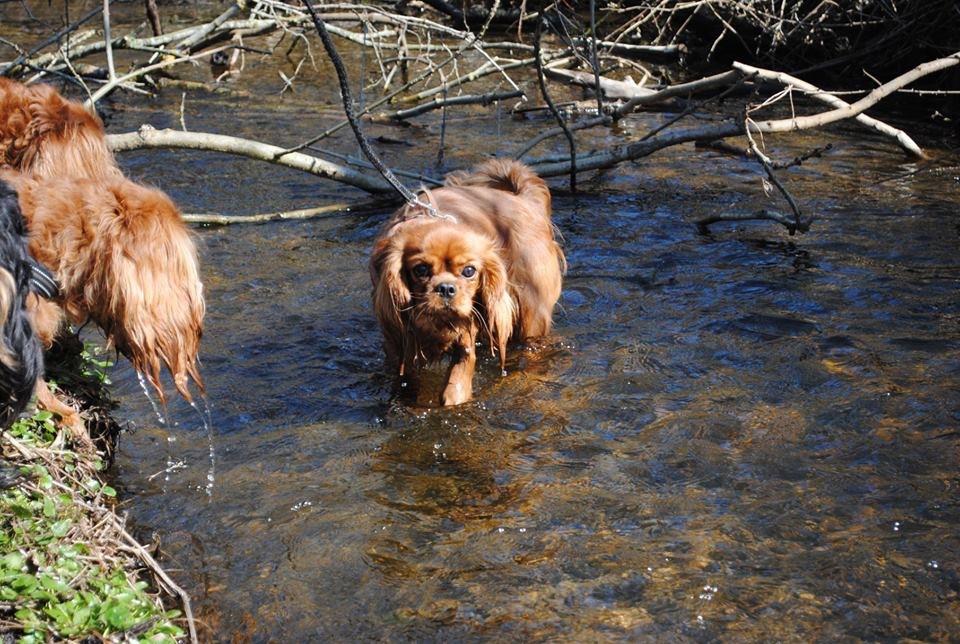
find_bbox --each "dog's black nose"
[435,282,457,299]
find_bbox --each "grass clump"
[0,344,189,642]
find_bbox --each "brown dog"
[0,79,204,433]
[0,78,116,179]
[3,170,205,396]
[370,159,565,406]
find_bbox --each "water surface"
[4,6,959,640]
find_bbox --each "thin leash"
[301,0,453,222]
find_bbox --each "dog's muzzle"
[435,282,457,300]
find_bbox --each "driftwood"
[733,63,924,158]
[381,89,524,122]
[99,47,954,229]
[184,198,394,225]
[570,38,684,62]
[106,125,394,194]
[544,67,662,101]
[2,0,953,234]
[518,54,929,164]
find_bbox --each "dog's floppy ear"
[480,252,515,369]
[370,233,411,335]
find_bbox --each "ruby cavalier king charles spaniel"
[370,159,565,406]
[0,78,204,436]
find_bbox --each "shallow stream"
[4,5,960,639]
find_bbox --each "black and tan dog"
[0,180,48,429]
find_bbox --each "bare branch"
[106,125,395,193]
[84,45,230,107]
[532,52,959,178]
[571,38,684,62]
[0,6,101,76]
[381,89,524,121]
[733,62,925,157]
[145,0,163,37]
[741,51,960,134]
[696,209,813,234]
[176,1,245,52]
[618,69,742,113]
[744,119,808,234]
[102,0,117,82]
[183,197,393,225]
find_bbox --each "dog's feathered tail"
[449,158,567,278]
[445,158,552,218]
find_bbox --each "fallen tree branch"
[527,118,818,179]
[517,68,741,157]
[8,18,270,77]
[0,6,102,76]
[744,119,808,234]
[102,0,117,82]
[531,51,958,178]
[280,2,528,153]
[382,88,524,121]
[698,140,833,169]
[84,44,231,107]
[588,0,603,118]
[696,209,812,234]
[306,148,443,186]
[571,38,684,62]
[515,113,610,159]
[521,45,935,163]
[183,197,394,225]
[543,66,674,102]
[742,51,960,134]
[516,68,725,158]
[618,69,742,113]
[733,62,925,158]
[403,52,572,103]
[302,0,429,210]
[145,0,163,36]
[106,125,394,193]
[175,1,245,52]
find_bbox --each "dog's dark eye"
[461,266,477,278]
[412,263,431,278]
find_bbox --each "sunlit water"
[3,5,959,640]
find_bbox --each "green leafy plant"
[79,343,114,386]
[1,347,185,641]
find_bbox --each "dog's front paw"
[62,411,95,452]
[441,381,472,406]
[35,380,94,452]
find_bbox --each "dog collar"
[27,258,60,299]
